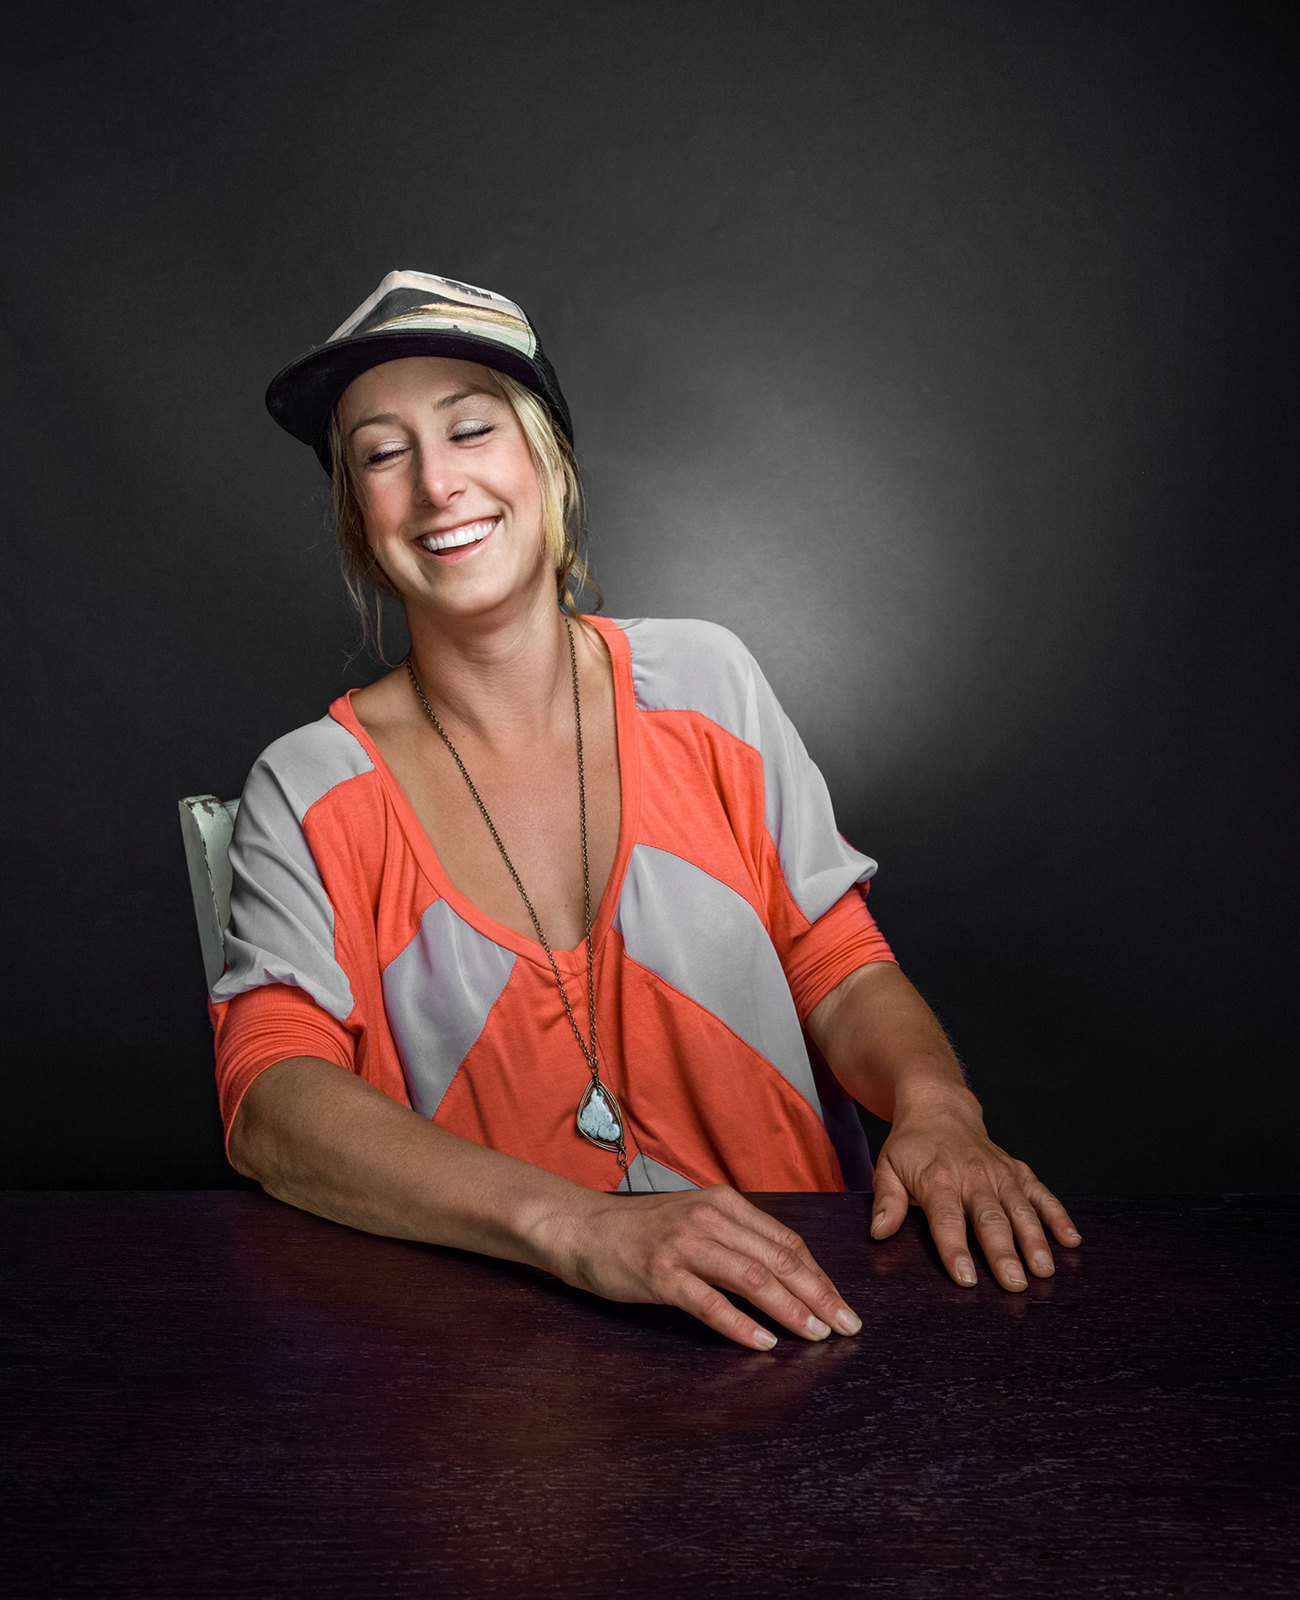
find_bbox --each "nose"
[412,440,465,507]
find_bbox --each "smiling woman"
[337,358,548,622]
[327,359,594,640]
[215,270,1081,1351]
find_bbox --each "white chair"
[178,795,240,990]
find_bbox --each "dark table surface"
[2,1190,1296,1599]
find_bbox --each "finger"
[703,1210,862,1338]
[966,1183,1033,1291]
[683,1239,835,1342]
[702,1192,862,1335]
[670,1270,782,1351]
[915,1180,981,1288]
[869,1155,909,1240]
[997,1180,1057,1278]
[1018,1169,1082,1246]
[708,1188,832,1270]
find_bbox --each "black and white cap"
[265,270,573,472]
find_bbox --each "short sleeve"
[782,884,897,1023]
[622,617,879,921]
[208,714,373,1148]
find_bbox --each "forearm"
[231,1055,864,1351]
[228,1055,596,1272]
[805,961,979,1123]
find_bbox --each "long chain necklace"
[405,619,630,1184]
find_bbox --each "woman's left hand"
[808,959,1082,1290]
[869,1094,1082,1290]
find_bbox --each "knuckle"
[739,1258,772,1294]
[691,1284,728,1317]
[649,1257,683,1293]
[768,1246,802,1279]
[648,1244,687,1285]
[810,1287,843,1319]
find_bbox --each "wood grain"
[2,1191,1295,1598]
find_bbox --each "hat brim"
[265,328,573,473]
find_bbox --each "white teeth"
[420,519,495,553]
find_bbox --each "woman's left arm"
[805,961,1082,1289]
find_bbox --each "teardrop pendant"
[576,1078,624,1152]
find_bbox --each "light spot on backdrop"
[574,305,1096,811]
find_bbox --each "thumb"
[869,1155,909,1239]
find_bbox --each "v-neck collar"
[331,614,642,975]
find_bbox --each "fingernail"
[806,1316,832,1339]
[1033,1252,1054,1275]
[1066,1229,1082,1243]
[1005,1266,1027,1288]
[956,1258,977,1286]
[834,1308,862,1335]
[754,1329,778,1350]
[870,1216,886,1238]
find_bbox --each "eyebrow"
[347,388,500,438]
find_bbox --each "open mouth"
[416,517,499,555]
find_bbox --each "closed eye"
[450,421,495,441]
[364,444,407,467]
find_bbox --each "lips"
[416,517,499,553]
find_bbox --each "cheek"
[358,484,409,554]
[512,464,546,538]
[355,494,398,570]
[499,438,543,514]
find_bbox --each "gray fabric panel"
[618,1152,700,1195]
[211,715,371,1018]
[619,617,877,923]
[382,897,517,1119]
[613,844,823,1112]
[253,712,375,812]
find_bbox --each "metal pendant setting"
[576,1079,624,1152]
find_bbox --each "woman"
[213,270,1080,1351]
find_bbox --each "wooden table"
[2,1191,1295,1598]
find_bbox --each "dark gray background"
[2,2,1293,1191]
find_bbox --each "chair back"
[178,795,240,991]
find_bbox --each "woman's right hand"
[544,1185,863,1350]
[233,1061,859,1351]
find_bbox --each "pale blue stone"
[578,1082,621,1143]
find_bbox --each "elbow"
[226,1101,266,1185]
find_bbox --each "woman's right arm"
[230,1056,861,1350]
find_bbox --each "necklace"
[405,619,630,1183]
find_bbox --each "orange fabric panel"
[636,708,776,910]
[435,929,845,1193]
[784,886,895,1022]
[210,984,359,1155]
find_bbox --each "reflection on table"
[2,1190,1295,1598]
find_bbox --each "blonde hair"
[328,369,598,659]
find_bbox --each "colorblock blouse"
[211,616,895,1192]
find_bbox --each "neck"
[403,589,581,751]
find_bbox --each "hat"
[265,270,573,472]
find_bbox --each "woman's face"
[338,356,547,624]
